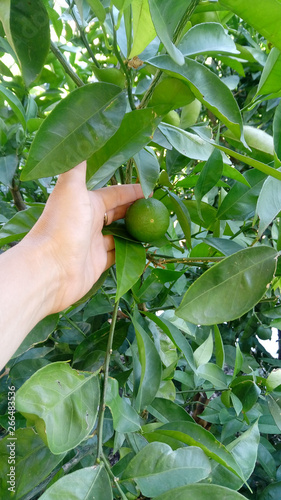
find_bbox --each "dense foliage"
[1,0,281,499]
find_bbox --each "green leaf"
[134,147,160,198]
[233,343,243,378]
[0,154,18,186]
[159,123,214,161]
[148,398,194,424]
[38,465,113,500]
[148,0,185,65]
[197,363,228,389]
[148,76,195,113]
[267,394,281,431]
[12,314,59,359]
[217,169,266,220]
[0,204,44,246]
[176,246,277,325]
[106,377,141,433]
[178,22,239,57]
[257,171,281,237]
[143,421,245,481]
[129,0,156,58]
[211,421,260,491]
[194,149,223,213]
[21,83,126,181]
[86,0,106,22]
[259,481,281,500]
[122,442,211,497]
[149,55,244,140]
[86,108,159,189]
[115,237,146,300]
[153,484,248,500]
[0,428,65,499]
[266,369,281,392]
[193,331,213,368]
[273,101,281,162]
[257,47,281,96]
[0,0,50,86]
[214,325,225,369]
[168,191,191,248]
[0,84,26,129]
[16,362,100,454]
[220,0,281,53]
[230,378,261,412]
[132,313,162,411]
[144,312,197,372]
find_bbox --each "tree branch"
[50,41,84,87]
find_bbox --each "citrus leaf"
[0,0,50,86]
[148,398,194,424]
[194,331,213,368]
[176,246,277,325]
[115,237,146,300]
[194,149,223,214]
[267,394,281,432]
[122,442,211,497]
[197,363,228,389]
[143,421,245,481]
[178,22,239,57]
[16,362,100,454]
[273,101,281,162]
[158,123,214,161]
[132,312,162,412]
[134,147,160,199]
[214,324,225,369]
[86,0,106,22]
[38,465,112,500]
[153,484,248,500]
[257,170,281,237]
[257,47,281,96]
[168,191,191,248]
[21,83,126,181]
[0,154,18,186]
[0,204,44,246]
[106,377,141,433]
[0,428,65,499]
[0,84,26,129]
[149,55,244,140]
[129,0,156,59]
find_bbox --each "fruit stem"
[96,299,120,462]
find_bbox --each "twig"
[50,41,84,87]
[96,299,120,461]
[147,254,224,265]
[10,179,26,211]
[101,452,128,500]
[66,0,100,67]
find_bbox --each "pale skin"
[0,161,144,370]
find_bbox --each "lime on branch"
[125,198,170,242]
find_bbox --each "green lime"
[125,198,170,242]
[257,325,272,341]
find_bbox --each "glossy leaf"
[257,47,281,96]
[214,325,225,369]
[12,314,59,358]
[257,171,281,237]
[149,55,244,140]
[0,204,44,246]
[122,442,211,497]
[193,331,213,368]
[115,237,146,300]
[129,0,156,58]
[134,147,160,198]
[38,465,112,500]
[0,154,18,186]
[143,421,245,480]
[259,482,281,500]
[86,108,159,189]
[194,149,223,212]
[266,369,281,392]
[16,362,100,454]
[220,0,281,52]
[105,377,141,433]
[144,312,197,372]
[176,246,277,325]
[132,313,162,411]
[0,84,26,129]
[179,22,239,57]
[86,0,106,22]
[267,394,281,432]
[21,84,126,181]
[158,123,214,161]
[197,363,228,389]
[168,191,191,248]
[211,421,260,490]
[233,344,243,379]
[231,379,261,412]
[0,0,50,86]
[148,0,185,65]
[217,169,266,220]
[0,428,65,499]
[153,484,248,500]
[148,398,194,424]
[273,101,281,162]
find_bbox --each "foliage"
[1,0,281,499]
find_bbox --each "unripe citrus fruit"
[125,198,170,242]
[162,110,180,127]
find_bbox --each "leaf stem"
[50,41,84,87]
[96,299,120,461]
[66,0,100,67]
[101,452,128,500]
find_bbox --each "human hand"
[23,161,144,314]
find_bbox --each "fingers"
[103,234,114,251]
[95,184,144,213]
[105,249,115,270]
[56,161,87,190]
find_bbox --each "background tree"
[1,0,281,499]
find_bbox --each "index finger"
[94,184,144,212]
